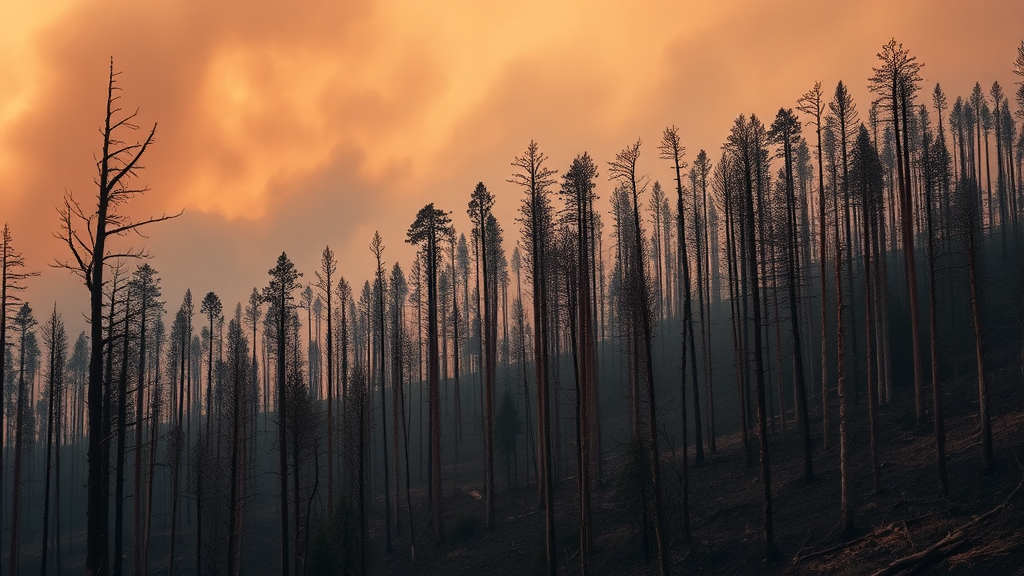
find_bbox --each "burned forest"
[2,12,1024,576]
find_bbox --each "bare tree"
[609,139,669,575]
[53,59,179,576]
[797,82,832,450]
[370,231,393,552]
[0,223,38,567]
[659,126,705,467]
[40,306,67,576]
[725,115,777,558]
[131,264,161,576]
[9,303,37,576]
[315,247,338,512]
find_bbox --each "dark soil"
[369,342,1024,575]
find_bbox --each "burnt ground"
[28,334,1024,576]
[25,253,1024,576]
[368,347,1024,575]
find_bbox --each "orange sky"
[1,1,1022,332]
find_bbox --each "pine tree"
[264,253,303,576]
[609,139,669,575]
[511,141,558,575]
[406,204,454,544]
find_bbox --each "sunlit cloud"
[0,0,1020,327]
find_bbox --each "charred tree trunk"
[966,215,993,473]
[114,288,132,576]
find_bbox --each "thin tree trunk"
[863,199,880,493]
[114,290,132,576]
[41,319,60,576]
[133,294,149,576]
[835,190,854,535]
[10,326,28,576]
[966,221,993,472]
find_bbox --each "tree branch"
[104,124,156,193]
[106,210,183,238]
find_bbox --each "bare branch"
[106,210,183,238]
[104,124,156,193]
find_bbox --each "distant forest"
[2,39,1024,576]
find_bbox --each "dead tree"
[797,82,831,451]
[511,141,558,575]
[370,231,393,552]
[559,153,600,570]
[130,264,161,576]
[609,139,669,576]
[53,59,179,576]
[9,304,37,576]
[0,223,38,568]
[406,204,454,545]
[315,247,337,512]
[41,306,67,576]
[870,39,926,428]
[769,108,813,484]
[725,115,777,559]
[468,182,498,528]
[226,306,252,576]
[264,253,303,575]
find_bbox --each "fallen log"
[871,477,1024,576]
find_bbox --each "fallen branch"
[793,512,937,564]
[793,526,893,564]
[871,530,968,576]
[871,476,1024,576]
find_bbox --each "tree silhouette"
[850,123,884,493]
[511,141,558,575]
[40,305,67,576]
[9,303,37,576]
[769,107,813,484]
[53,60,179,576]
[608,138,668,575]
[559,153,600,569]
[388,261,414,556]
[797,81,833,450]
[468,181,498,528]
[0,223,38,568]
[201,292,222,436]
[870,38,925,429]
[264,253,303,576]
[691,149,716,454]
[923,96,951,494]
[406,203,453,545]
[369,231,393,552]
[659,126,705,472]
[167,290,193,576]
[725,114,777,558]
[130,263,162,576]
